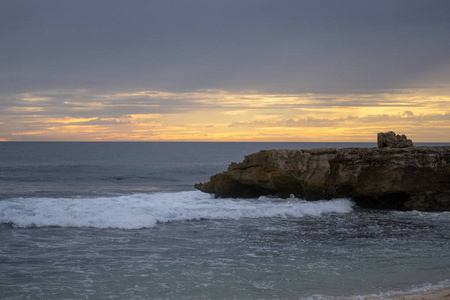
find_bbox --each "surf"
[0,191,354,229]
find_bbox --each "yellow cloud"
[11,131,45,136]
[7,107,45,113]
[1,88,449,142]
[22,97,52,102]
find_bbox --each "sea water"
[1,142,449,299]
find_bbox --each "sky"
[1,0,449,142]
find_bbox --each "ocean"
[1,142,449,299]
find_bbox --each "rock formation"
[377,131,413,148]
[195,132,450,211]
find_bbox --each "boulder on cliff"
[377,131,413,148]
[195,133,450,212]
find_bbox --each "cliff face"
[195,146,450,211]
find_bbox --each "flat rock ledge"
[195,134,450,211]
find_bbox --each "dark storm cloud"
[1,0,450,96]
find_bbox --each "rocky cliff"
[195,133,450,211]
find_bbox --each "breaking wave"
[0,191,353,229]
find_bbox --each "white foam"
[0,191,353,229]
[349,279,450,300]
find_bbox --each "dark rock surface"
[377,131,413,148]
[195,133,450,211]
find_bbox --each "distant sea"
[1,142,449,299]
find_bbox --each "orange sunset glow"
[1,89,449,142]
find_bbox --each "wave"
[348,279,450,300]
[0,191,353,229]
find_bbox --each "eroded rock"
[377,131,413,148]
[195,134,450,211]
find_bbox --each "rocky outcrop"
[377,131,413,148]
[195,133,450,211]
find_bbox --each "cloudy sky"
[1,0,449,141]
